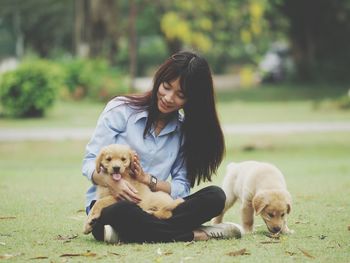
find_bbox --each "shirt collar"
[133,110,183,135]
[133,110,148,123]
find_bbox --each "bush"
[0,60,63,118]
[59,58,129,102]
[334,94,350,109]
[59,58,98,100]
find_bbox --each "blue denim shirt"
[82,98,191,208]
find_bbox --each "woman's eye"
[177,93,185,99]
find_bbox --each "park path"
[1,121,350,141]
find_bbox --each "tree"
[158,0,274,72]
[74,0,121,65]
[0,0,74,57]
[272,0,350,81]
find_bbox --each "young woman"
[82,51,243,243]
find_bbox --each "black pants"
[91,185,226,243]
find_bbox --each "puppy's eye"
[268,213,274,218]
[121,157,126,162]
[281,213,285,217]
[106,157,112,162]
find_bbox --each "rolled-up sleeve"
[82,101,128,182]
[170,149,190,198]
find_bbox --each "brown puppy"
[213,161,293,234]
[83,144,184,234]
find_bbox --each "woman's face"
[157,78,186,115]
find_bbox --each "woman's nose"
[164,93,174,103]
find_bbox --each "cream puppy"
[213,161,293,234]
[83,144,184,234]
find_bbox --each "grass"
[217,83,350,123]
[0,133,349,262]
[0,83,350,127]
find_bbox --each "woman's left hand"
[132,152,150,185]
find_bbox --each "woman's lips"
[160,99,171,110]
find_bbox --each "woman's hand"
[132,152,172,194]
[133,152,151,185]
[92,170,141,203]
[107,177,142,203]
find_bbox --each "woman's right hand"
[92,170,141,203]
[106,177,142,203]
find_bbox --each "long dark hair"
[120,51,225,187]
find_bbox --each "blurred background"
[0,0,350,117]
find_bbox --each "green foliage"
[0,60,63,117]
[137,36,168,75]
[270,0,350,82]
[2,0,350,81]
[336,95,350,109]
[58,58,129,102]
[316,93,350,111]
[157,0,282,73]
[0,0,74,57]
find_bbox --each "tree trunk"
[74,0,89,57]
[128,0,138,93]
[13,8,24,59]
[88,0,119,64]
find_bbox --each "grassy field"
[1,84,350,128]
[0,133,349,262]
[1,84,350,262]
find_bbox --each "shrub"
[334,95,350,109]
[87,67,129,102]
[59,58,97,100]
[59,58,129,102]
[0,60,63,118]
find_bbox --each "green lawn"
[217,83,350,123]
[1,83,349,128]
[0,132,349,262]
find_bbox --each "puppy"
[83,144,184,234]
[213,161,292,234]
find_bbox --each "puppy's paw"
[83,217,98,234]
[174,198,185,207]
[243,225,254,234]
[152,209,172,219]
[282,228,294,235]
[83,221,93,234]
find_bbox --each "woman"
[82,51,243,243]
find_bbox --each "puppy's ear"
[253,192,268,215]
[284,190,292,214]
[129,150,135,171]
[95,149,105,173]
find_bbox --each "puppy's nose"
[272,227,281,233]
[112,166,120,173]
